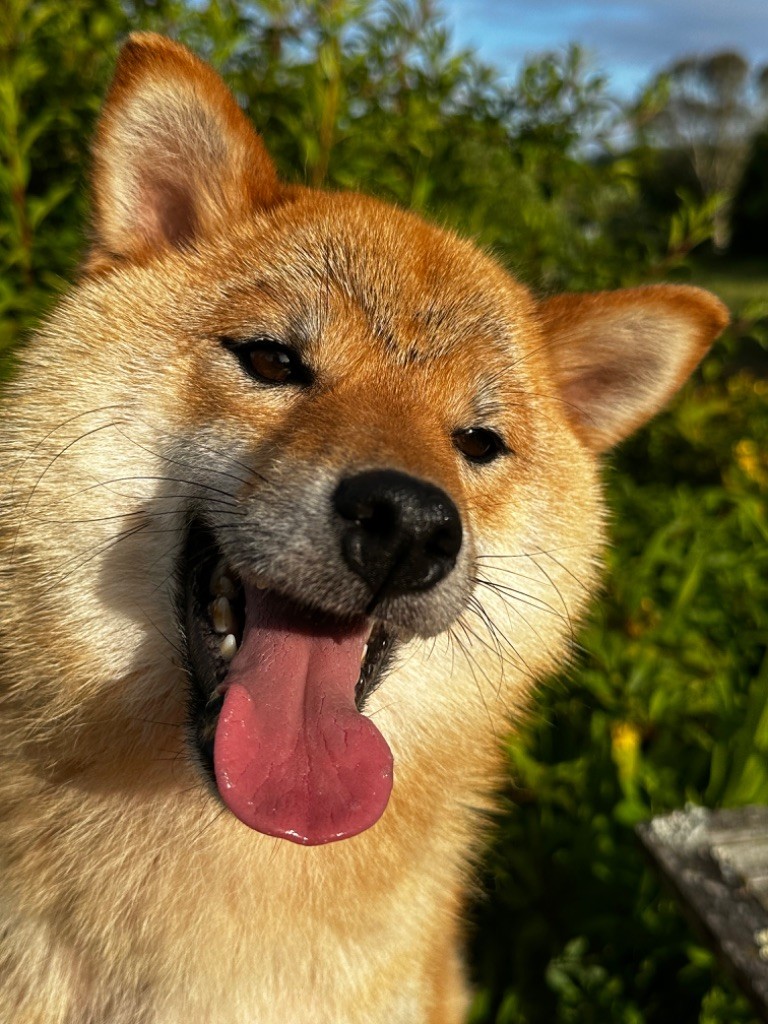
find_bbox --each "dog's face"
[2,35,727,852]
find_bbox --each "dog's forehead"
[241,194,534,365]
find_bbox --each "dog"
[0,32,728,1024]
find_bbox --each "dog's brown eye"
[248,346,294,383]
[452,427,508,464]
[221,338,311,387]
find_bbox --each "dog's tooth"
[206,684,227,709]
[220,634,238,661]
[211,596,234,635]
[211,561,236,598]
[361,643,369,664]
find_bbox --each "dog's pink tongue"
[213,587,393,845]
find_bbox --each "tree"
[646,52,768,250]
[731,123,768,257]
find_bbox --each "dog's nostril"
[333,469,462,600]
[346,498,397,538]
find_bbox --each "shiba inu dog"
[0,32,728,1024]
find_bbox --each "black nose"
[333,469,462,601]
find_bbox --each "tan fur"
[0,35,728,1024]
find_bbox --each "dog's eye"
[222,338,312,387]
[452,427,508,464]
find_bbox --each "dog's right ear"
[86,33,281,271]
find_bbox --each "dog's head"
[5,35,727,849]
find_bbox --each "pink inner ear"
[565,357,650,408]
[139,174,198,248]
[558,346,669,449]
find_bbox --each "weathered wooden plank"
[638,806,768,1022]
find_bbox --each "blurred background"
[1,0,766,1020]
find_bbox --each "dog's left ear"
[87,32,282,270]
[539,285,729,451]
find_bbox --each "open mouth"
[183,520,397,845]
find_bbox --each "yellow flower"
[611,721,641,785]
[735,438,768,487]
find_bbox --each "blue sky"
[447,0,767,96]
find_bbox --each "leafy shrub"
[0,0,126,367]
[471,363,768,1024]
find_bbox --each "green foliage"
[470,361,768,1024]
[0,0,125,370]
[2,2,767,1021]
[467,260,768,1020]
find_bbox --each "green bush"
[0,0,126,367]
[2,1,767,1021]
